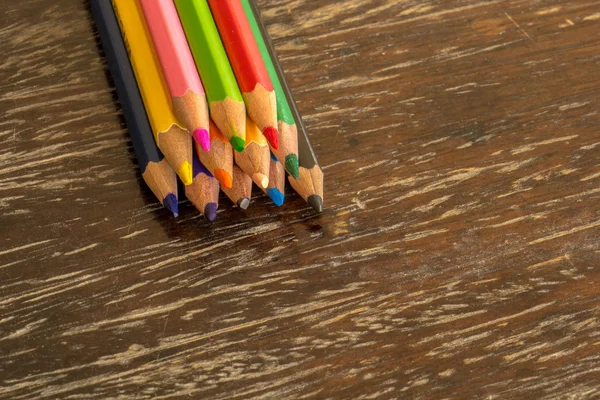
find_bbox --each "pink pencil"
[139,0,210,151]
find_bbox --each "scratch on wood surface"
[418,302,556,345]
[511,135,579,154]
[119,229,148,239]
[403,229,448,242]
[528,220,600,245]
[583,13,600,21]
[526,254,571,270]
[559,102,588,111]
[1,318,47,341]
[63,243,98,256]
[315,306,369,327]
[581,170,600,181]
[504,13,536,40]
[536,7,561,15]
[0,240,54,257]
[485,211,550,228]
[438,41,522,61]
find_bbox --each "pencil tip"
[262,126,279,150]
[204,202,217,221]
[163,193,179,217]
[307,195,323,213]
[266,188,284,206]
[230,136,245,152]
[284,154,300,179]
[214,169,233,189]
[193,128,210,152]
[178,161,194,186]
[236,198,250,210]
[253,173,269,188]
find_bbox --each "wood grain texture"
[2,0,600,398]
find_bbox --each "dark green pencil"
[245,0,323,212]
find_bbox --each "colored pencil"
[246,0,323,212]
[139,0,210,152]
[262,152,284,206]
[289,145,324,212]
[195,120,233,189]
[234,117,270,189]
[174,0,246,152]
[208,0,278,150]
[221,165,252,209]
[185,151,220,221]
[112,0,193,186]
[241,0,299,179]
[91,0,178,217]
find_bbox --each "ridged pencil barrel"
[174,0,246,152]
[91,0,178,216]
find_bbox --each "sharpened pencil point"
[229,136,245,152]
[163,193,179,217]
[236,198,250,209]
[262,126,279,150]
[204,202,217,221]
[177,161,194,186]
[253,173,269,189]
[284,154,300,179]
[307,195,323,213]
[193,128,210,152]
[214,169,233,189]
[266,188,284,206]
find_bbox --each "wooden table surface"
[2,0,600,398]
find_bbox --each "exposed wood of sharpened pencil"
[139,0,210,152]
[174,0,246,152]
[241,0,299,179]
[261,152,285,206]
[246,0,323,212]
[234,117,270,189]
[185,151,219,221]
[195,120,233,189]
[112,0,193,186]
[208,0,278,150]
[91,0,178,217]
[221,165,252,210]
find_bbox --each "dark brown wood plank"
[1,0,600,398]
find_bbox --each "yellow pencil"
[112,0,193,185]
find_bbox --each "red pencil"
[208,0,279,150]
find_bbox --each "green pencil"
[241,0,299,179]
[245,0,323,213]
[174,0,246,152]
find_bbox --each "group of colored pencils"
[91,0,323,221]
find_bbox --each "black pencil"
[247,0,323,213]
[90,0,179,216]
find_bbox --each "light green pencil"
[174,0,246,152]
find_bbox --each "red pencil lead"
[262,126,279,150]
